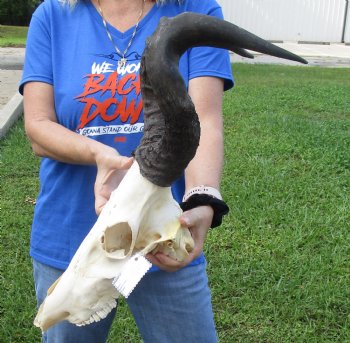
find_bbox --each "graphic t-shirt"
[20,0,234,270]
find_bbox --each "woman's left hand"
[146,205,214,272]
[94,147,134,215]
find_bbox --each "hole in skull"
[185,243,194,253]
[103,222,132,257]
[166,240,174,248]
[134,232,162,250]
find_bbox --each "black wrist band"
[179,193,229,228]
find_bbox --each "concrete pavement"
[1,43,350,138]
[0,47,25,71]
[0,47,25,138]
[0,68,23,138]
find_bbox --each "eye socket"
[102,222,132,258]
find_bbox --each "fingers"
[109,155,134,170]
[149,207,212,273]
[146,252,193,272]
[146,246,203,272]
[117,156,134,170]
[94,155,133,215]
[150,206,213,272]
[99,156,133,176]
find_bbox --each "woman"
[20,0,233,341]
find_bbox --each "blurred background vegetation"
[0,0,42,26]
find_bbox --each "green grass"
[0,25,28,47]
[0,64,349,342]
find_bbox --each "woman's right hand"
[94,147,134,215]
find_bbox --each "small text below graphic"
[77,123,144,137]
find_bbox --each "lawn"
[0,64,349,342]
[0,25,28,47]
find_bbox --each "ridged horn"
[135,13,308,187]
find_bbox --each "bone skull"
[34,13,307,332]
[34,162,194,330]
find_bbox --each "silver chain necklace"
[97,0,145,69]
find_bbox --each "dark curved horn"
[135,13,308,187]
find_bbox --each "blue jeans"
[33,259,218,343]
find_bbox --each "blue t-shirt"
[20,0,233,270]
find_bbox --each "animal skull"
[34,161,194,331]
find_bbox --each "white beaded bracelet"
[182,185,222,202]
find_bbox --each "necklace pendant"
[118,58,127,68]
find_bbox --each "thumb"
[180,213,191,227]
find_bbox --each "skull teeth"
[75,300,117,327]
